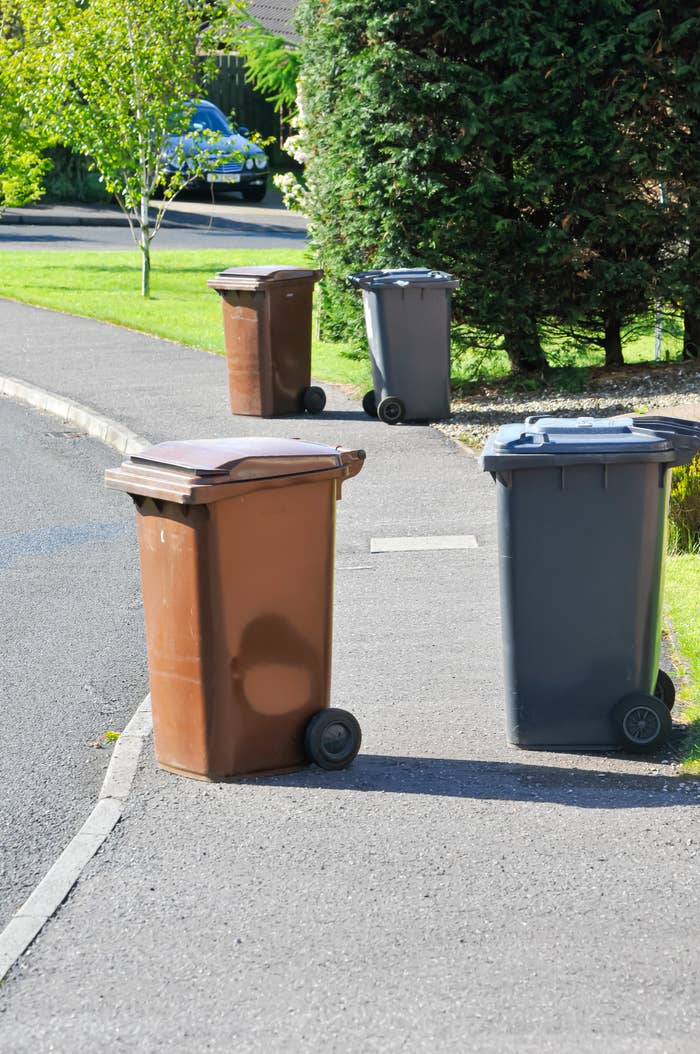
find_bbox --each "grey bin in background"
[480,415,700,754]
[348,268,459,424]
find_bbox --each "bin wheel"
[303,386,326,414]
[654,668,676,711]
[362,390,379,418]
[377,396,405,425]
[612,693,672,754]
[304,708,362,771]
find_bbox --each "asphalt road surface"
[0,397,146,931]
[0,224,306,252]
[0,189,308,251]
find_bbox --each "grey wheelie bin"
[348,268,459,424]
[480,414,700,754]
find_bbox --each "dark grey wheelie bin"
[348,268,459,424]
[480,414,700,754]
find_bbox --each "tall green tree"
[0,0,49,209]
[21,0,224,295]
[642,5,700,359]
[295,0,682,372]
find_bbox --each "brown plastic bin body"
[207,265,323,417]
[105,437,365,780]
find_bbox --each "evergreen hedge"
[296,0,700,371]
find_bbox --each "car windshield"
[187,106,231,136]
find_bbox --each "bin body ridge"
[479,414,700,752]
[210,265,323,418]
[137,479,338,779]
[496,460,669,748]
[105,435,365,780]
[348,268,458,422]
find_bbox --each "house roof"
[247,0,298,42]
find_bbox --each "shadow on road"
[250,753,699,808]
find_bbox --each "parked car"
[162,100,269,202]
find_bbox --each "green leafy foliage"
[669,456,700,553]
[295,0,700,371]
[19,0,233,294]
[0,0,50,209]
[221,1,300,112]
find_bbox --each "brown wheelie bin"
[105,437,366,781]
[207,265,325,417]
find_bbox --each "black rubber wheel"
[302,385,326,414]
[612,693,672,754]
[304,708,362,771]
[362,389,378,418]
[654,668,676,711]
[377,396,405,425]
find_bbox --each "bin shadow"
[249,753,699,809]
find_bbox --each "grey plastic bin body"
[480,415,700,751]
[348,269,459,421]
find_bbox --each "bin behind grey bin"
[348,268,459,424]
[480,415,700,754]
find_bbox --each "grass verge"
[0,248,372,390]
[0,248,686,393]
[664,553,700,775]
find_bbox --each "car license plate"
[207,173,240,183]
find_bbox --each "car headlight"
[254,156,268,170]
[245,158,254,170]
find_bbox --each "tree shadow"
[248,753,699,809]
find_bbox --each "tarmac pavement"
[1,300,699,1051]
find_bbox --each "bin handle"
[630,415,700,467]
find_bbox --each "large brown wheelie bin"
[207,265,325,417]
[105,437,366,781]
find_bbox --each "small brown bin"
[207,265,325,417]
[106,437,366,781]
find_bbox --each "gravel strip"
[433,359,700,449]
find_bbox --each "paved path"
[1,300,699,1052]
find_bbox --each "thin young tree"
[22,0,226,295]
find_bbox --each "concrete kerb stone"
[0,377,153,983]
[0,696,153,984]
[0,375,148,456]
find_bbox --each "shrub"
[669,455,700,553]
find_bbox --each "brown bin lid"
[207,265,323,292]
[105,437,364,504]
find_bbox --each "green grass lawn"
[0,247,685,391]
[0,248,372,389]
[664,553,700,775]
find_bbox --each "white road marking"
[370,535,478,553]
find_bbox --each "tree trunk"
[603,314,624,368]
[683,308,700,359]
[503,319,546,373]
[140,193,151,298]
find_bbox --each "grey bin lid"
[480,416,674,471]
[347,268,459,291]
